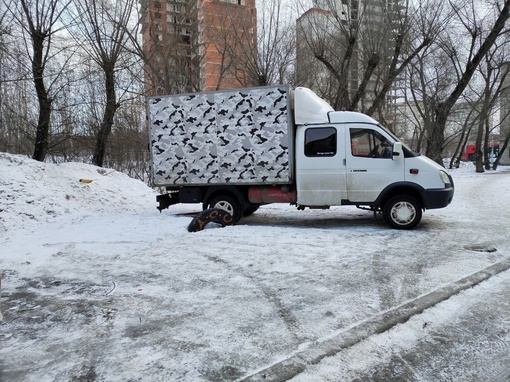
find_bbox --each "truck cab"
[293,88,454,228]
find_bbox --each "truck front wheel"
[383,195,422,229]
[208,195,242,222]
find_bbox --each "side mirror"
[392,142,403,160]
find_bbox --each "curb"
[239,257,510,382]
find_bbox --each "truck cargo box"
[148,85,293,187]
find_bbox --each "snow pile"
[1,151,510,381]
[0,153,156,233]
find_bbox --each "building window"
[219,0,245,4]
[305,127,337,157]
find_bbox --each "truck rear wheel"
[208,195,242,222]
[383,195,422,229]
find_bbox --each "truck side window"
[350,128,392,158]
[305,127,337,157]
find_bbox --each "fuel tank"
[248,186,297,204]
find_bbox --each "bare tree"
[448,102,478,169]
[493,109,510,169]
[0,3,13,151]
[5,0,72,161]
[193,0,259,90]
[424,0,510,164]
[490,62,510,170]
[136,0,200,95]
[103,95,150,181]
[295,0,435,116]
[213,0,296,87]
[70,0,139,167]
[406,33,465,154]
[467,46,510,172]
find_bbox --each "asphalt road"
[348,273,510,382]
[242,261,510,382]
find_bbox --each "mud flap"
[157,192,179,212]
[187,208,234,232]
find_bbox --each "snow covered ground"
[1,152,509,381]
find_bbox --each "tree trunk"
[492,133,510,170]
[92,66,117,167]
[483,117,491,170]
[425,103,448,165]
[475,119,485,173]
[350,54,379,110]
[31,33,52,162]
[450,122,472,169]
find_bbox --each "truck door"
[295,125,347,205]
[346,127,404,202]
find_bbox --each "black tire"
[243,204,260,217]
[187,208,234,232]
[383,195,422,229]
[208,195,242,222]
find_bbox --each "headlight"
[439,170,452,187]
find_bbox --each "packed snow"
[0,152,509,381]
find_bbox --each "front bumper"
[422,186,454,209]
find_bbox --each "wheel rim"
[390,201,416,226]
[213,201,234,216]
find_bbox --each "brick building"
[139,0,257,95]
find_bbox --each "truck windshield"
[378,124,399,142]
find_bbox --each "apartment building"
[139,0,257,95]
[296,0,403,112]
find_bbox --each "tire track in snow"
[204,254,311,343]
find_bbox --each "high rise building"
[139,0,257,96]
[139,0,198,95]
[296,0,403,114]
[198,0,257,91]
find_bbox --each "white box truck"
[148,85,454,229]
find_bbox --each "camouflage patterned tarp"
[148,85,293,186]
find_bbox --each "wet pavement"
[246,261,510,381]
[288,268,510,382]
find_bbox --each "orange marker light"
[410,169,419,174]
